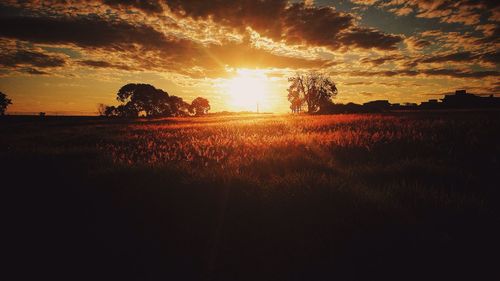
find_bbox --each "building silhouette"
[440,90,500,108]
[314,89,499,114]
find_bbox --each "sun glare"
[225,69,270,112]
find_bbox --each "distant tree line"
[100,83,210,118]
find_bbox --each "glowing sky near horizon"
[0,0,498,114]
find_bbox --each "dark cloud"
[422,69,499,78]
[282,3,353,47]
[103,0,164,14]
[165,0,288,39]
[419,51,476,63]
[165,1,401,51]
[405,37,431,51]
[476,25,500,44]
[0,15,171,50]
[0,50,66,68]
[361,55,404,66]
[479,51,500,65]
[21,67,48,75]
[348,68,499,78]
[383,0,500,25]
[78,60,114,68]
[412,39,431,49]
[339,27,403,50]
[413,51,499,65]
[344,81,374,86]
[350,69,419,77]
[166,0,354,48]
[77,60,133,70]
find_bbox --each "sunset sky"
[0,0,498,114]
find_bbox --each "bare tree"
[287,72,338,113]
[287,78,304,113]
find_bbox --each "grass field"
[2,112,499,280]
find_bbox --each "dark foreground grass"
[2,112,499,280]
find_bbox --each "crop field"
[2,112,499,280]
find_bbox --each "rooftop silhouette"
[318,90,500,114]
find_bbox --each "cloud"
[22,68,49,75]
[419,51,476,63]
[338,27,403,50]
[383,0,499,25]
[422,69,499,78]
[347,68,499,78]
[164,0,289,40]
[360,91,375,96]
[343,81,374,86]
[389,6,413,16]
[350,0,379,4]
[405,37,431,52]
[0,46,67,75]
[140,38,330,78]
[476,24,497,37]
[489,82,500,92]
[0,49,66,68]
[70,36,329,78]
[164,1,402,51]
[476,25,500,44]
[0,3,401,78]
[282,3,353,47]
[360,54,404,66]
[0,15,172,50]
[77,60,134,71]
[0,1,405,55]
[479,51,499,65]
[349,69,418,77]
[411,50,499,66]
[102,0,164,14]
[203,40,329,69]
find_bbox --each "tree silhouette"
[168,95,191,117]
[116,83,170,117]
[287,72,338,113]
[97,103,107,116]
[104,105,117,117]
[0,92,12,115]
[104,83,192,117]
[287,84,303,114]
[190,97,210,116]
[116,104,139,117]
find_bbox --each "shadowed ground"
[2,112,499,280]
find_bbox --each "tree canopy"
[287,72,338,113]
[103,84,210,118]
[190,97,211,116]
[0,92,12,115]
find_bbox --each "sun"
[225,69,270,112]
